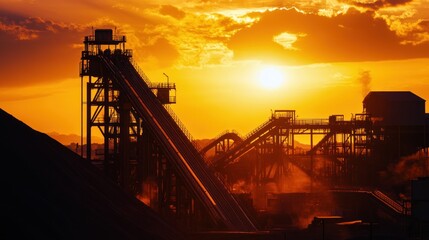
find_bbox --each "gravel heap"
[0,109,183,240]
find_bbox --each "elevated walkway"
[199,131,242,156]
[210,118,284,169]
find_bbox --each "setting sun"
[258,66,285,90]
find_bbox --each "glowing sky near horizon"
[0,0,428,142]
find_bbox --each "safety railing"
[243,118,274,141]
[128,58,152,85]
[294,118,329,126]
[85,35,126,43]
[126,58,198,149]
[212,120,277,168]
[164,104,200,150]
[200,130,243,156]
[148,82,176,89]
[213,130,243,142]
[372,190,404,214]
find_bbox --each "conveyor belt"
[211,118,282,169]
[199,131,242,156]
[99,54,256,231]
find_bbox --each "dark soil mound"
[0,109,183,240]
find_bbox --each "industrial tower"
[79,29,256,231]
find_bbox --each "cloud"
[0,10,86,87]
[0,6,174,85]
[273,32,306,50]
[139,11,247,68]
[347,0,413,10]
[141,37,180,67]
[0,90,53,102]
[227,7,429,65]
[1,0,428,86]
[159,5,186,19]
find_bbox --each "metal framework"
[78,29,428,231]
[79,29,199,228]
[205,110,378,191]
[79,29,257,232]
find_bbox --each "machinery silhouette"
[80,29,256,231]
[80,29,429,232]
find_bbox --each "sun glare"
[258,66,285,90]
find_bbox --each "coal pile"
[0,109,183,240]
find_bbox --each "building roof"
[363,91,425,104]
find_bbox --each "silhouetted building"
[362,91,428,189]
[363,91,426,126]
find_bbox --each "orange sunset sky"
[1,0,429,143]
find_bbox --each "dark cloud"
[141,37,180,68]
[0,10,86,87]
[348,0,413,10]
[0,3,188,86]
[160,5,186,19]
[228,8,429,65]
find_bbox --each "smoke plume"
[379,151,428,196]
[358,70,371,97]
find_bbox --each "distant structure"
[202,91,429,191]
[363,91,428,173]
[363,91,426,126]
